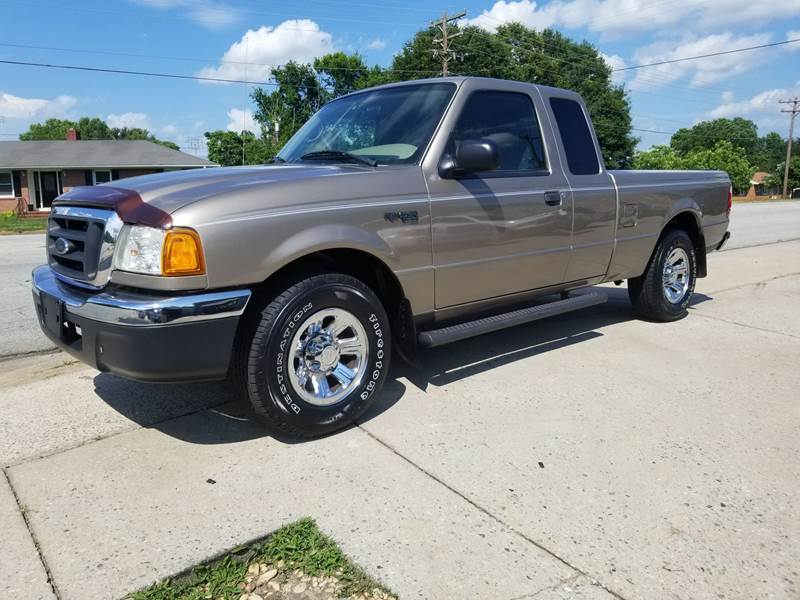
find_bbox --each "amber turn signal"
[162,228,206,276]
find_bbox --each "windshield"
[277,83,456,165]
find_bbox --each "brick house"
[0,133,216,214]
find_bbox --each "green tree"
[635,141,753,193]
[632,145,684,170]
[19,117,179,149]
[766,156,800,194]
[251,62,328,146]
[682,140,753,194]
[389,24,637,168]
[314,52,371,97]
[754,131,794,173]
[670,118,758,162]
[204,130,272,166]
[19,118,78,140]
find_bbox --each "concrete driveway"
[1,236,798,600]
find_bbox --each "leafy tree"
[755,132,794,173]
[204,130,272,166]
[683,140,753,194]
[632,145,684,170]
[19,117,179,149]
[251,62,327,147]
[314,52,371,97]
[389,23,637,169]
[637,141,753,194]
[19,118,78,140]
[766,156,800,194]
[671,118,758,158]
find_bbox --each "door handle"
[544,191,563,206]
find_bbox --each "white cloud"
[0,91,76,119]
[133,0,240,29]
[467,0,800,38]
[600,52,626,84]
[106,112,152,129]
[466,0,556,32]
[160,124,179,136]
[366,38,388,51]
[707,82,800,133]
[198,20,334,84]
[226,108,259,134]
[629,32,774,90]
[788,30,800,50]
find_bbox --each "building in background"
[0,131,216,214]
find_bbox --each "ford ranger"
[32,77,731,437]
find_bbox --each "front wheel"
[628,229,697,322]
[236,273,391,438]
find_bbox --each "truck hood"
[110,164,380,214]
[54,163,424,229]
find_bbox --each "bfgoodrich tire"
[628,229,697,322]
[237,273,390,438]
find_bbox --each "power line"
[614,38,800,71]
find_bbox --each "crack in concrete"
[704,271,800,296]
[2,468,61,600]
[357,426,629,600]
[691,312,800,340]
[508,573,585,600]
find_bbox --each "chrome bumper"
[32,265,251,327]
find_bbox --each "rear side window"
[549,97,600,175]
[451,91,547,173]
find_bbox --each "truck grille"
[47,206,121,288]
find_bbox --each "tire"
[235,273,391,438]
[628,229,697,322]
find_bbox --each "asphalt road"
[2,239,798,600]
[1,200,798,359]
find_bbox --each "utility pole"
[779,98,799,198]
[431,11,466,77]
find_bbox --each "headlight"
[114,225,205,276]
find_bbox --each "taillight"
[727,185,732,218]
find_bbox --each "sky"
[1,0,799,156]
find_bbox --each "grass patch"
[0,213,47,233]
[129,518,393,600]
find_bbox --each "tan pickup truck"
[32,77,731,437]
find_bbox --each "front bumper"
[32,265,251,382]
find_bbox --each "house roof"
[0,140,216,169]
[750,171,771,185]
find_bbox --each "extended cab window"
[549,97,600,175]
[450,91,547,173]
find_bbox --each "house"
[0,132,216,214]
[745,171,780,200]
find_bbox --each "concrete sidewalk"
[2,241,799,600]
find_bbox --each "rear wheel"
[628,229,696,322]
[235,273,390,438]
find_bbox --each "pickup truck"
[32,77,731,437]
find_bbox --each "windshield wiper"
[267,156,286,164]
[300,150,377,167]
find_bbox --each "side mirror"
[439,139,501,179]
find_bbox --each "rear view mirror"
[439,139,501,178]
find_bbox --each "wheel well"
[663,212,707,278]
[244,249,417,361]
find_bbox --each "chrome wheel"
[662,247,690,304]
[287,308,369,406]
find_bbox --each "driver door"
[426,86,573,308]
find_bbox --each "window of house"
[0,171,14,197]
[549,97,600,175]
[93,170,112,185]
[450,91,548,174]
